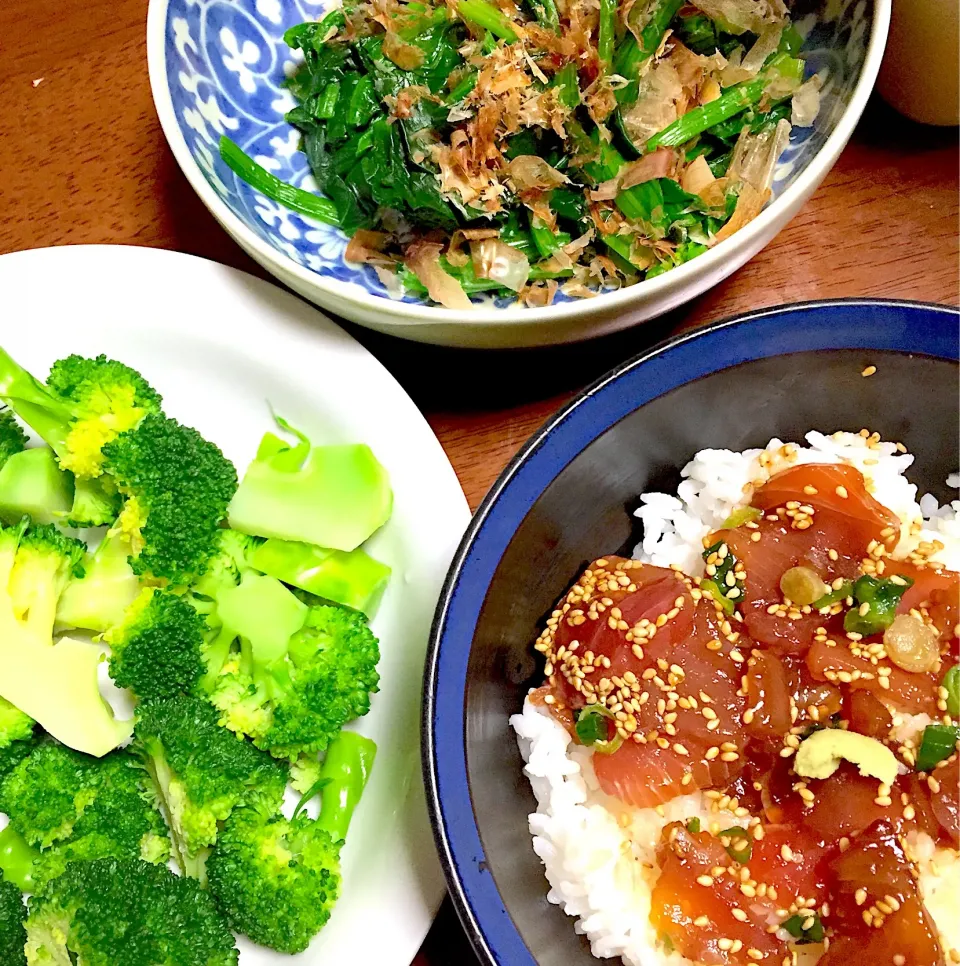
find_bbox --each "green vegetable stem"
[316,731,378,843]
[219,136,340,226]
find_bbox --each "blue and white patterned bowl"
[147,0,890,347]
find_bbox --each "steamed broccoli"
[67,475,121,528]
[135,695,287,880]
[0,877,26,966]
[102,413,238,585]
[0,731,38,786]
[0,739,170,886]
[0,410,27,467]
[55,529,140,634]
[6,521,85,641]
[24,857,238,966]
[228,417,392,552]
[210,598,380,760]
[106,588,207,699]
[207,731,375,953]
[0,519,128,758]
[0,350,162,481]
[0,697,34,751]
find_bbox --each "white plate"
[0,245,470,965]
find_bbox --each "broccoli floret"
[25,857,238,966]
[187,530,262,687]
[55,530,140,634]
[0,740,170,885]
[106,588,207,700]
[211,601,380,760]
[135,695,287,880]
[67,476,121,528]
[0,697,34,751]
[0,878,26,966]
[0,350,162,481]
[0,410,27,469]
[207,809,339,953]
[207,731,375,953]
[0,731,39,786]
[7,521,85,641]
[102,413,238,586]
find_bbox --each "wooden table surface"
[1,0,957,961]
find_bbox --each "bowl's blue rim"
[423,297,960,966]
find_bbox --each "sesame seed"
[855,888,867,906]
[861,365,877,377]
[693,915,709,927]
[732,908,748,922]
[835,485,848,498]
[697,875,714,887]
[748,948,764,960]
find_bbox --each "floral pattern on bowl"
[163,0,871,308]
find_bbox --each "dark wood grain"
[0,1,957,961]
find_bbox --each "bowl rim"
[147,0,891,328]
[422,297,960,966]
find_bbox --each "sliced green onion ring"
[575,704,624,754]
[719,825,752,864]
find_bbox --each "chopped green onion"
[219,136,340,226]
[843,574,914,636]
[916,724,960,773]
[685,817,701,833]
[700,578,734,614]
[719,826,752,864]
[701,540,744,611]
[575,705,624,754]
[783,912,824,944]
[942,664,960,718]
[721,506,762,529]
[812,580,853,610]
[456,0,519,42]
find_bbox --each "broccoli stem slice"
[316,732,377,843]
[218,137,340,226]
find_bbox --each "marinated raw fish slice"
[901,760,960,848]
[547,561,750,808]
[843,689,893,740]
[742,650,793,745]
[819,819,945,966]
[928,757,960,847]
[651,822,787,965]
[886,559,960,642]
[781,653,843,727]
[807,637,940,715]
[719,463,900,654]
[753,463,902,541]
[767,762,903,845]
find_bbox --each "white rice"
[511,431,960,965]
